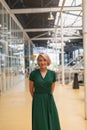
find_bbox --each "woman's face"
[38,56,48,69]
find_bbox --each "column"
[82,0,87,119]
[61,12,65,85]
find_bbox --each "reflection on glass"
[0,2,24,94]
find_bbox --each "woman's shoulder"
[48,69,56,74]
[29,69,39,80]
[30,69,39,74]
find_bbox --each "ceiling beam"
[0,0,30,41]
[11,6,82,14]
[31,36,83,41]
[25,28,55,32]
[24,26,82,32]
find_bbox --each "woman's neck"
[39,68,47,72]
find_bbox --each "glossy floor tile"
[0,78,87,130]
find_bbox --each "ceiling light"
[68,40,71,42]
[47,40,50,44]
[0,24,2,27]
[48,12,54,21]
[48,31,51,36]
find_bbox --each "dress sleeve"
[29,71,34,81]
[53,71,56,82]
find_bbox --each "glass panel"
[0,3,2,94]
[0,2,24,94]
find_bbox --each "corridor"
[0,78,87,130]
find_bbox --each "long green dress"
[29,69,61,130]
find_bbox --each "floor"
[0,78,87,130]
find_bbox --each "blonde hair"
[37,53,51,66]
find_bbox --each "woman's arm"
[51,82,55,93]
[29,80,34,97]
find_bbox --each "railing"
[56,56,84,85]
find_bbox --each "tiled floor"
[0,78,87,130]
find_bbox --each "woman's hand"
[29,80,34,97]
[51,82,55,93]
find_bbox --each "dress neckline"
[38,69,48,79]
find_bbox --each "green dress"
[29,69,61,130]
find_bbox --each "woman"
[29,53,61,130]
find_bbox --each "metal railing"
[56,56,84,85]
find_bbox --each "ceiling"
[4,0,83,52]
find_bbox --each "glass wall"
[0,2,25,94]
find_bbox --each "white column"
[61,12,65,86]
[82,0,87,119]
[55,33,58,69]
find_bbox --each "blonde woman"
[29,53,61,130]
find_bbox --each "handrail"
[72,58,84,69]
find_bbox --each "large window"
[0,2,25,93]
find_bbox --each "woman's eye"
[44,59,47,62]
[39,59,42,62]
[38,58,47,62]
